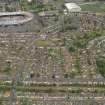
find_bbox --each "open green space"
[34,39,52,46]
[34,38,63,47]
[80,3,105,12]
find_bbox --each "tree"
[96,57,105,77]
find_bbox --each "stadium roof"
[65,3,81,12]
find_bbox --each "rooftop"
[65,3,81,12]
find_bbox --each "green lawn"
[80,3,105,12]
[34,38,63,47]
[34,39,52,47]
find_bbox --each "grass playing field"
[80,3,105,12]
